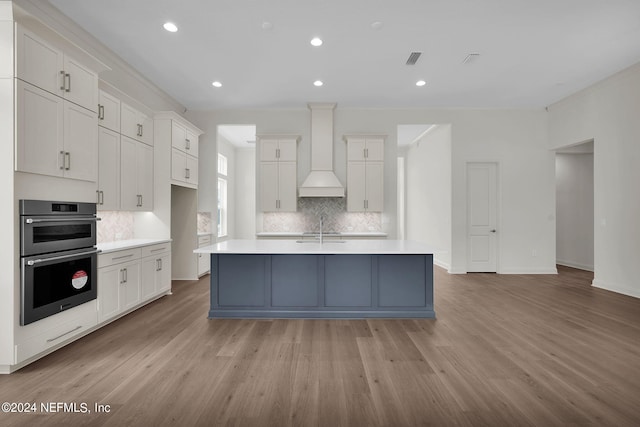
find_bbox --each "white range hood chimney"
[298,103,345,197]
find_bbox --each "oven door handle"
[26,249,101,266]
[25,217,101,224]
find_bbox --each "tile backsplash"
[263,198,381,232]
[97,211,135,243]
[197,211,212,233]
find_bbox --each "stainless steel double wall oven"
[20,200,99,325]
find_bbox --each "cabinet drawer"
[141,242,171,258]
[99,248,142,268]
[15,306,98,363]
[198,235,212,246]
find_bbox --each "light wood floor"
[1,266,640,426]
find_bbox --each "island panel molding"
[199,239,435,318]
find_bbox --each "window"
[217,154,228,238]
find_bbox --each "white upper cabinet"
[16,25,99,113]
[257,135,299,212]
[259,137,297,162]
[346,136,384,162]
[97,127,120,210]
[121,102,153,146]
[16,80,97,182]
[98,90,120,132]
[344,135,385,212]
[120,136,153,211]
[171,120,199,157]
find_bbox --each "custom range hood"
[298,103,345,197]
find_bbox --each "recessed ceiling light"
[262,21,273,30]
[212,81,222,88]
[313,80,323,87]
[416,80,426,87]
[310,37,323,47]
[163,22,178,33]
[371,21,383,30]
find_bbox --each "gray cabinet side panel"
[218,254,266,307]
[271,255,319,307]
[378,255,427,307]
[324,255,372,307]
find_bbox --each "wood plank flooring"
[1,266,640,426]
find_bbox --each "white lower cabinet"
[197,234,212,276]
[98,242,171,324]
[141,243,172,300]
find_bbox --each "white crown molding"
[14,0,185,113]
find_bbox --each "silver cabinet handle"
[98,104,104,120]
[140,124,143,137]
[490,229,497,233]
[59,150,65,170]
[185,139,190,150]
[65,73,71,92]
[60,70,66,90]
[46,325,82,343]
[112,253,134,261]
[100,191,104,205]
[96,190,101,204]
[140,195,143,207]
[185,168,190,179]
[65,152,71,170]
[26,249,100,266]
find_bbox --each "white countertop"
[256,232,388,238]
[98,238,171,254]
[194,239,437,255]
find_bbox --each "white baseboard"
[433,259,450,271]
[556,259,594,272]
[592,279,640,299]
[498,268,558,274]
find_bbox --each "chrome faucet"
[319,214,324,244]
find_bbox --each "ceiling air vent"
[406,51,422,65]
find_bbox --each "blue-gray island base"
[208,253,434,318]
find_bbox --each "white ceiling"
[48,0,640,110]
[217,125,256,148]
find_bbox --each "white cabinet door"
[278,162,297,211]
[278,139,297,162]
[121,102,149,143]
[98,264,121,323]
[186,155,198,186]
[63,100,98,182]
[140,256,157,301]
[137,142,154,211]
[98,90,120,132]
[259,139,279,161]
[97,127,120,210]
[62,55,98,112]
[365,162,384,211]
[120,261,141,311]
[260,162,279,211]
[186,129,199,157]
[347,161,367,212]
[120,136,138,210]
[15,80,64,177]
[15,25,64,96]
[120,136,153,211]
[171,148,187,182]
[347,138,367,161]
[365,138,384,162]
[157,254,172,293]
[171,120,187,151]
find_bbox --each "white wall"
[549,62,640,298]
[186,107,555,274]
[405,125,452,270]
[235,148,256,239]
[556,153,594,271]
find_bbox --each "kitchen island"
[194,239,435,318]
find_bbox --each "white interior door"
[467,162,498,272]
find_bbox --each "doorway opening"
[554,140,594,271]
[216,125,257,240]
